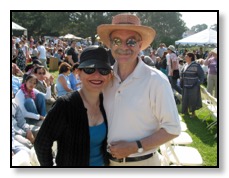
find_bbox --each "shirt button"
[118,91,120,93]
[119,82,122,84]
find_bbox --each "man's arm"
[109,129,178,159]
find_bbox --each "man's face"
[35,68,46,81]
[110,30,142,64]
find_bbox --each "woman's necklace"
[80,90,102,126]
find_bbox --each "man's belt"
[109,153,154,163]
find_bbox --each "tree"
[190,24,208,33]
[136,12,187,48]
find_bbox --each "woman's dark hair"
[24,74,38,84]
[59,62,71,74]
[72,62,79,71]
[186,52,196,61]
[33,65,46,74]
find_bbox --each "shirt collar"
[113,57,146,80]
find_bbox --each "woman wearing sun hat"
[204,48,217,98]
[34,46,112,166]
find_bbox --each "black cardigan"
[34,91,109,166]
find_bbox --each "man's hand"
[109,141,138,159]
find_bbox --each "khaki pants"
[109,152,161,166]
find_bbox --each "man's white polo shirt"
[103,59,181,157]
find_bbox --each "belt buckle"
[118,157,125,163]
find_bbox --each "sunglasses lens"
[111,38,138,47]
[126,39,137,47]
[112,38,122,46]
[83,68,96,74]
[98,69,110,75]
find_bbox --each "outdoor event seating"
[159,141,203,166]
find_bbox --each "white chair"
[172,132,193,145]
[180,121,187,131]
[197,85,217,121]
[160,141,203,166]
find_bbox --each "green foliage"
[191,24,208,33]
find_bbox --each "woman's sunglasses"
[82,68,111,76]
[111,38,140,47]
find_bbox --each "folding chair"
[197,85,217,121]
[159,141,203,166]
[172,131,193,145]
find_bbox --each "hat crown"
[168,45,175,52]
[112,14,141,26]
[80,45,108,63]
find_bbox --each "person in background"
[180,52,205,117]
[12,63,24,77]
[14,43,26,72]
[33,65,56,112]
[12,91,38,149]
[69,62,81,91]
[204,48,217,98]
[56,62,73,97]
[67,41,79,65]
[34,46,112,166]
[140,55,155,67]
[167,45,182,95]
[37,41,48,70]
[15,74,51,126]
[97,13,181,166]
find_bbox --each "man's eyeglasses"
[82,68,111,76]
[38,72,46,75]
[111,38,140,47]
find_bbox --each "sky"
[179,12,218,29]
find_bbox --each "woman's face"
[185,55,191,63]
[78,69,111,93]
[26,78,37,91]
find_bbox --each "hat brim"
[78,59,112,70]
[97,24,156,50]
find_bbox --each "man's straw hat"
[97,13,156,50]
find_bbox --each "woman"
[34,46,112,166]
[181,52,205,117]
[204,48,217,98]
[56,62,73,97]
[69,62,81,91]
[15,74,51,126]
[13,43,26,72]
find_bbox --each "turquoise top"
[89,122,106,166]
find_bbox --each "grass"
[50,69,218,166]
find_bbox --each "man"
[97,13,181,166]
[156,43,167,58]
[37,41,48,70]
[67,40,79,65]
[33,65,56,112]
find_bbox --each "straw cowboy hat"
[97,13,156,50]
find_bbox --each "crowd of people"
[11,13,217,166]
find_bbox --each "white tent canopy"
[175,29,217,46]
[12,22,27,36]
[62,34,83,40]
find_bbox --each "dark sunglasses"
[111,38,140,47]
[82,68,111,76]
[38,72,46,75]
